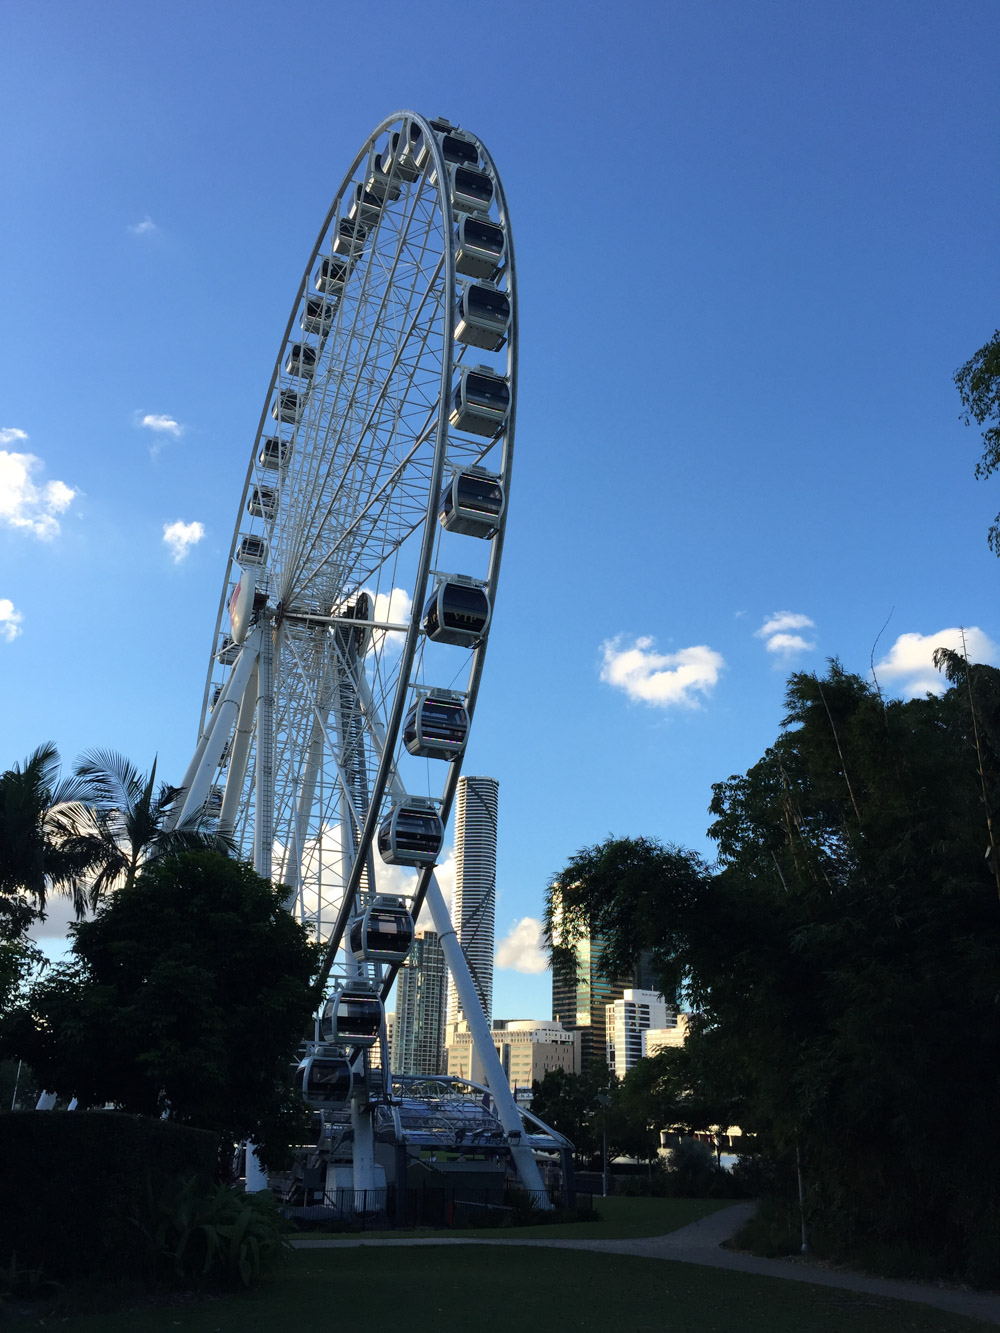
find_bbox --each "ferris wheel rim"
[194,111,516,1013]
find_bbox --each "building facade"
[643,1013,690,1057]
[550,889,651,1073]
[445,1017,580,1092]
[445,775,498,1028]
[605,989,673,1079]
[391,929,448,1075]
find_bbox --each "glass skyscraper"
[445,774,498,1028]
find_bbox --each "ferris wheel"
[172,113,548,1199]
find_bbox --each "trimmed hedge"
[0,1111,218,1281]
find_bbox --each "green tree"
[955,328,1000,553]
[72,748,226,901]
[547,660,1000,1278]
[529,1065,611,1162]
[11,851,320,1164]
[0,742,98,921]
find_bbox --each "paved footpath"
[291,1202,1000,1327]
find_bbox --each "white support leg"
[177,627,262,826]
[425,873,551,1205]
[254,624,275,879]
[219,661,258,836]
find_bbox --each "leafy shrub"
[0,1253,60,1304]
[667,1138,728,1197]
[0,1111,217,1281]
[133,1176,290,1287]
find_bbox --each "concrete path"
[291,1202,1000,1327]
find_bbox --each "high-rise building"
[445,1017,580,1091]
[550,889,651,1073]
[605,989,674,1079]
[446,775,498,1028]
[391,929,448,1075]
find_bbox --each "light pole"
[595,1093,611,1198]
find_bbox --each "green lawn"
[43,1246,993,1332]
[302,1195,732,1242]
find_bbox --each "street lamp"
[595,1093,611,1198]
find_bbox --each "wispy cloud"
[0,449,77,540]
[163,519,205,563]
[138,413,183,437]
[495,917,548,974]
[755,610,817,660]
[0,427,29,445]
[600,636,724,709]
[0,598,24,643]
[875,626,1000,698]
[128,216,158,236]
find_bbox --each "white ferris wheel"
[171,112,550,1199]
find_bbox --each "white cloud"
[600,636,724,709]
[369,587,413,656]
[755,611,817,659]
[875,627,1000,698]
[128,216,158,236]
[0,598,24,643]
[495,917,548,974]
[0,450,78,540]
[139,413,183,437]
[162,519,205,563]
[0,427,29,445]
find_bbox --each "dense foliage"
[955,328,1000,553]
[0,1111,218,1280]
[9,851,319,1163]
[547,657,1000,1280]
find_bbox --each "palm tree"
[72,749,228,901]
[0,742,99,921]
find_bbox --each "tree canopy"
[10,850,320,1164]
[546,657,1000,1276]
[955,328,1000,553]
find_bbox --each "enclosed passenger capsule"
[321,984,383,1046]
[403,690,470,758]
[348,183,384,229]
[295,1045,354,1107]
[450,366,510,437]
[332,216,368,256]
[455,283,510,351]
[421,128,478,174]
[237,534,267,564]
[272,389,303,424]
[366,164,401,204]
[439,468,505,537]
[285,343,317,378]
[315,256,351,294]
[450,166,493,215]
[301,296,336,336]
[377,798,444,866]
[349,895,414,964]
[379,122,423,182]
[455,216,505,279]
[247,485,277,520]
[422,578,491,646]
[217,637,240,666]
[258,437,291,469]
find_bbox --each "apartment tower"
[391,929,448,1075]
[445,775,498,1028]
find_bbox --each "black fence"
[285,1185,594,1232]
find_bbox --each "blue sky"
[2,0,998,1018]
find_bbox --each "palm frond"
[74,748,146,811]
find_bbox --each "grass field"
[40,1245,994,1332]
[306,1195,733,1242]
